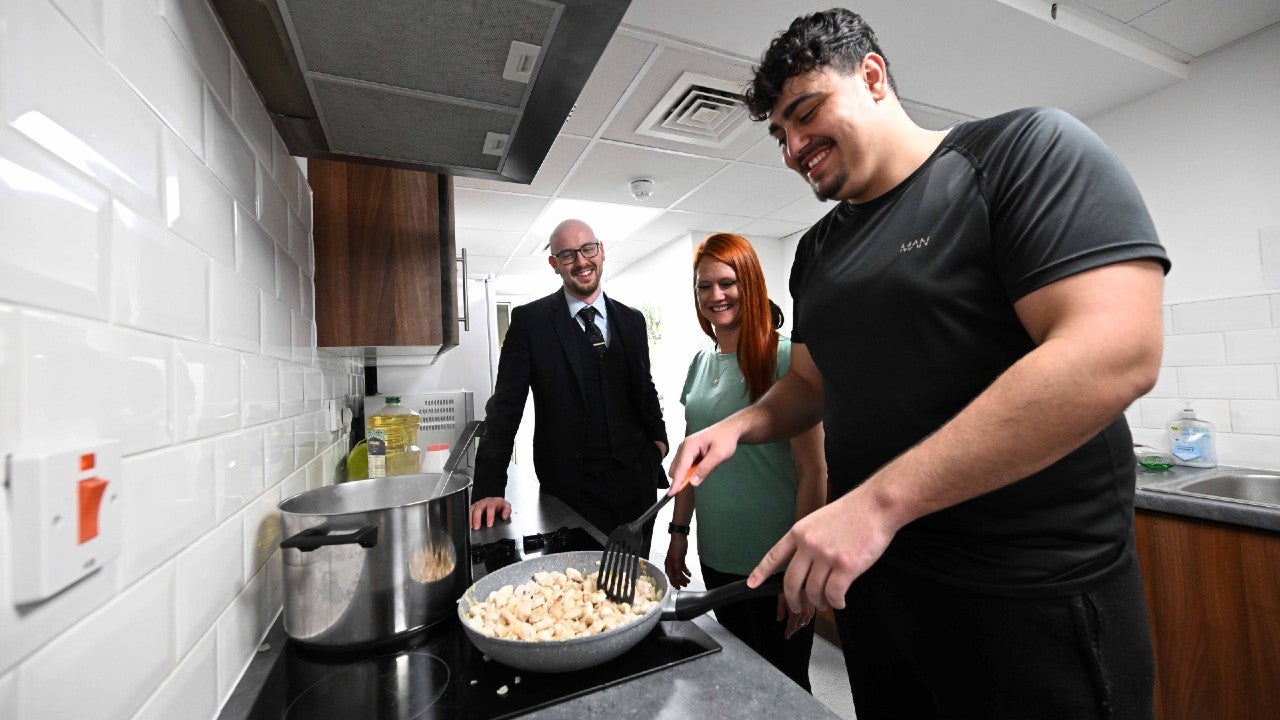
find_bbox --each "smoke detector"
[629,178,655,201]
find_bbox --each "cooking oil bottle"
[367,396,421,477]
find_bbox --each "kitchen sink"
[1178,473,1280,506]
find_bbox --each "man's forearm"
[730,369,823,445]
[861,333,1158,530]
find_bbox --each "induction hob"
[230,527,720,720]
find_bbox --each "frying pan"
[456,550,783,672]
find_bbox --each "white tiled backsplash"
[1128,292,1280,471]
[0,1,363,718]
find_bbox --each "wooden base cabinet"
[309,159,457,355]
[1135,510,1280,720]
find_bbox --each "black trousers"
[702,564,815,692]
[555,454,659,558]
[835,551,1155,720]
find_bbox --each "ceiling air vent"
[636,72,751,149]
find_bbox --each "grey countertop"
[1134,464,1280,533]
[480,465,841,719]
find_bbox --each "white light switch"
[8,441,122,603]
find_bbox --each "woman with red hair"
[665,232,827,690]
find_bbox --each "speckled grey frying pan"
[456,550,784,673]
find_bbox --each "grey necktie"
[577,306,605,355]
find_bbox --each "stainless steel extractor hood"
[209,0,630,183]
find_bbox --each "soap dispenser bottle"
[1167,403,1217,468]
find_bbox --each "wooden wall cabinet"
[309,158,458,360]
[1136,510,1280,720]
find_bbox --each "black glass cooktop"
[233,527,720,720]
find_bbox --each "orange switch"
[78,477,109,544]
[80,453,95,472]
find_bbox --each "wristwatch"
[668,522,690,535]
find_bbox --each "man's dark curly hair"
[744,8,897,121]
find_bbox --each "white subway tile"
[132,629,217,720]
[1215,433,1280,472]
[290,309,311,364]
[1271,294,1280,325]
[293,317,317,366]
[105,0,204,156]
[235,202,276,292]
[258,159,290,244]
[1146,366,1180,399]
[49,0,105,51]
[301,275,315,322]
[17,565,174,720]
[0,306,16,459]
[1262,226,1280,290]
[0,669,14,720]
[242,484,280,579]
[1130,427,1166,450]
[173,341,240,441]
[204,90,256,209]
[241,354,280,425]
[210,261,261,353]
[280,362,305,417]
[1171,296,1272,334]
[0,540,118,676]
[1224,327,1280,364]
[264,419,295,486]
[262,295,293,361]
[159,0,231,109]
[298,166,312,230]
[293,414,315,467]
[111,201,210,341]
[217,426,265,521]
[1,0,162,213]
[119,443,217,587]
[306,453,324,490]
[216,554,279,701]
[277,245,302,311]
[22,311,169,454]
[1160,332,1226,367]
[162,130,234,267]
[304,366,323,413]
[287,206,309,268]
[176,517,243,657]
[282,465,306,500]
[1123,405,1141,430]
[1140,398,1232,433]
[1161,305,1172,334]
[1178,365,1278,400]
[0,126,112,319]
[231,63,274,167]
[1230,399,1280,436]
[271,134,300,213]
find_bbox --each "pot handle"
[665,573,786,621]
[281,525,378,552]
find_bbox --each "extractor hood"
[209,0,630,183]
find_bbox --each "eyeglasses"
[552,242,601,265]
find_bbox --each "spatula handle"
[665,573,786,621]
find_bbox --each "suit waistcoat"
[575,314,647,465]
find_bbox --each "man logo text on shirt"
[900,236,930,254]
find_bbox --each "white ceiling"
[455,0,1280,293]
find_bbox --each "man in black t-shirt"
[666,9,1167,720]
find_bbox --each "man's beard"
[568,265,601,295]
[809,170,847,202]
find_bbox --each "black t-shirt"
[790,107,1170,596]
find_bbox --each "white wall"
[0,1,362,718]
[1087,24,1280,470]
[609,232,792,454]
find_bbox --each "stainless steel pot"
[279,421,484,649]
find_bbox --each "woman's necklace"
[711,352,736,388]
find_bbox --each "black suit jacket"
[473,290,668,500]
